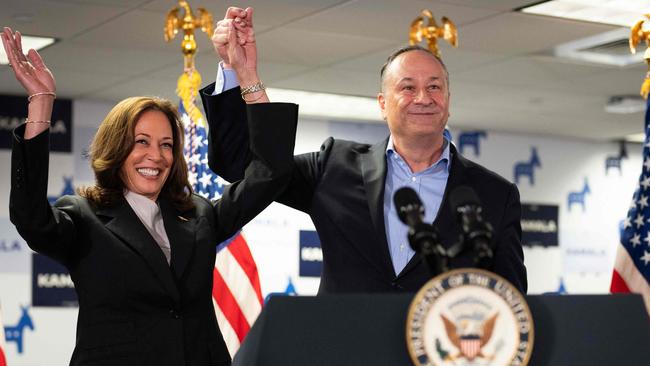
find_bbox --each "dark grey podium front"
[232,294,649,366]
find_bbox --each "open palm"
[2,27,56,96]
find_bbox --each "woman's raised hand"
[2,27,56,98]
[2,27,56,138]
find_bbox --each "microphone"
[394,187,444,275]
[449,186,494,269]
[394,186,425,228]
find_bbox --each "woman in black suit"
[3,26,295,366]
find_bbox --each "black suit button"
[169,309,181,319]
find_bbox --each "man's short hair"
[379,45,449,92]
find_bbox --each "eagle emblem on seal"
[440,312,499,361]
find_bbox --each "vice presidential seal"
[406,269,534,366]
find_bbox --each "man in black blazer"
[204,7,526,294]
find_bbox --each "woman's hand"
[2,27,56,97]
[2,27,56,138]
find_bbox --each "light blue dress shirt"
[214,63,239,94]
[383,137,451,276]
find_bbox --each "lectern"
[233,294,649,366]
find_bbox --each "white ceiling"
[0,0,647,141]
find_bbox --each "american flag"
[611,96,650,315]
[180,99,264,356]
[0,304,6,366]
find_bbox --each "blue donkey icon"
[568,179,591,212]
[4,305,35,354]
[458,130,487,156]
[514,147,541,185]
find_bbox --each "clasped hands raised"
[212,6,258,82]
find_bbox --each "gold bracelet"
[25,119,51,124]
[242,92,266,103]
[240,82,265,97]
[28,92,56,103]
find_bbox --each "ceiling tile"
[255,27,396,66]
[283,0,500,41]
[38,43,178,77]
[70,9,214,52]
[141,0,348,32]
[84,75,179,103]
[436,0,543,11]
[573,67,648,97]
[1,0,127,38]
[452,56,615,92]
[44,0,142,7]
[459,12,616,55]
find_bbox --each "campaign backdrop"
[0,97,642,365]
[521,203,559,248]
[0,94,72,152]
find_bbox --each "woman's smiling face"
[120,109,174,201]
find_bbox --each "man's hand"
[212,6,256,72]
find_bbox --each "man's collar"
[386,134,451,173]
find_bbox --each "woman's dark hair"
[78,96,193,210]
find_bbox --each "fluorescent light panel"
[521,0,650,27]
[266,88,382,122]
[0,35,56,65]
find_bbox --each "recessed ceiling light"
[0,34,56,65]
[520,0,650,27]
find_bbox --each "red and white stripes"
[212,234,263,357]
[611,246,650,315]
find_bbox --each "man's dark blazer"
[202,87,526,294]
[9,103,297,366]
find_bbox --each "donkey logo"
[4,305,34,354]
[514,147,541,185]
[605,141,628,176]
[458,130,487,156]
[568,179,591,212]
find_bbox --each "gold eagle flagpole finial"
[630,14,650,99]
[164,0,214,179]
[164,0,213,127]
[164,0,213,71]
[409,9,458,58]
